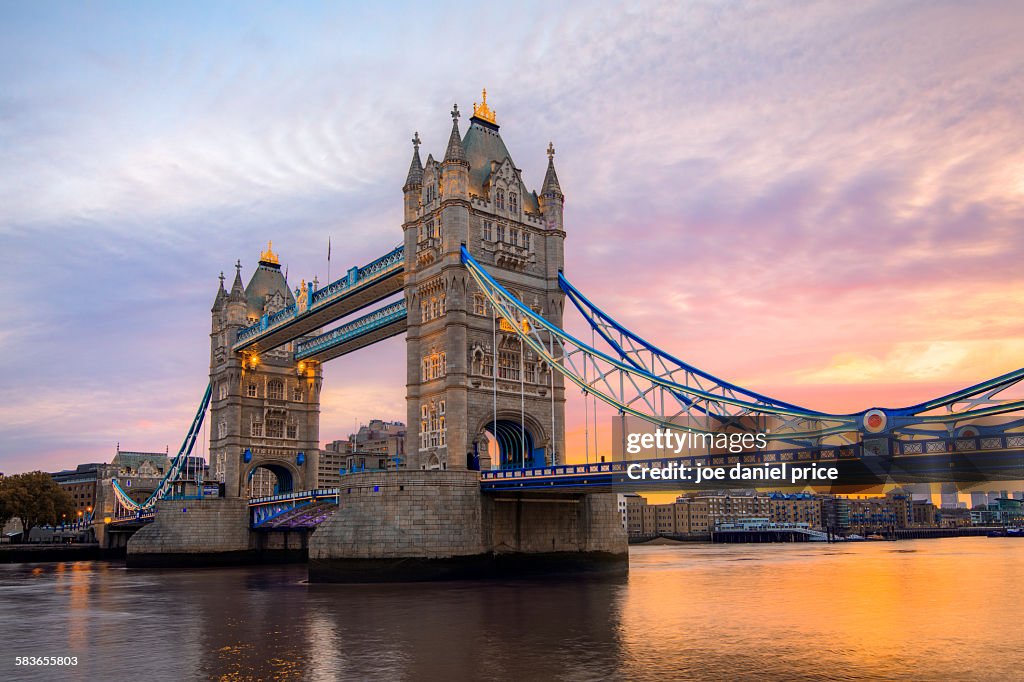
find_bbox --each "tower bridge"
[115,91,1024,579]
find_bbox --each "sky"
[1,1,1023,475]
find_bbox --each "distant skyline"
[2,2,1023,474]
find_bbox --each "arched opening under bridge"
[246,462,295,497]
[483,419,543,470]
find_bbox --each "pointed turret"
[444,104,467,164]
[226,259,248,326]
[404,132,424,190]
[441,104,469,201]
[403,133,424,223]
[542,142,562,196]
[228,260,246,302]
[539,142,565,232]
[211,271,228,312]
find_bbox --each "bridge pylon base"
[126,498,254,568]
[308,471,628,582]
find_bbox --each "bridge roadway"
[233,246,404,355]
[295,301,407,363]
[244,434,1024,526]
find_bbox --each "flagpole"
[327,236,332,283]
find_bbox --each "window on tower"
[247,383,258,398]
[473,293,488,316]
[251,420,263,437]
[286,424,297,439]
[419,400,447,451]
[268,380,284,400]
[292,387,302,402]
[496,189,505,210]
[421,350,447,382]
[499,350,521,381]
[510,192,517,212]
[483,220,493,241]
[266,418,284,439]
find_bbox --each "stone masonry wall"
[309,470,486,560]
[485,492,627,555]
[127,498,251,558]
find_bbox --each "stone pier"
[127,498,253,567]
[308,470,627,582]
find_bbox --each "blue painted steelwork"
[295,300,407,359]
[110,384,211,513]
[480,433,1024,491]
[462,247,855,440]
[235,245,405,346]
[462,246,1024,443]
[311,245,405,305]
[249,488,340,527]
[559,272,824,416]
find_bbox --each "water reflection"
[1,538,1021,681]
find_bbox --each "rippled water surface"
[2,538,1021,681]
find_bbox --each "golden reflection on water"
[2,538,1021,680]
[619,538,1023,679]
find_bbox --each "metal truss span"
[233,245,405,353]
[295,300,408,362]
[462,246,1024,442]
[110,383,211,513]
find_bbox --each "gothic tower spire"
[542,142,562,196]
[404,132,424,190]
[539,142,565,232]
[444,104,466,164]
[229,260,246,301]
[212,271,227,312]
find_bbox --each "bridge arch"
[244,460,299,497]
[476,412,548,470]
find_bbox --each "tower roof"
[404,132,423,189]
[228,260,246,303]
[542,142,562,196]
[245,245,294,317]
[212,271,228,311]
[443,104,466,163]
[462,117,540,213]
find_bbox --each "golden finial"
[473,88,497,125]
[259,240,280,265]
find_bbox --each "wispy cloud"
[1,1,1022,472]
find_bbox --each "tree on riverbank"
[0,472,76,540]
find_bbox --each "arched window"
[267,380,284,400]
[510,193,517,212]
[496,189,505,210]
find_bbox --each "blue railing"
[235,245,405,346]
[310,245,405,306]
[267,304,296,327]
[479,433,1024,483]
[295,301,407,359]
[249,488,340,506]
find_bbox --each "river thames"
[2,538,1021,681]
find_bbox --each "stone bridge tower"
[209,243,322,497]
[403,92,567,471]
